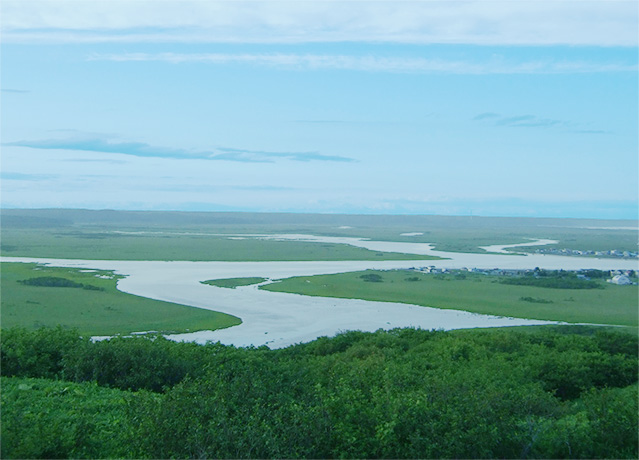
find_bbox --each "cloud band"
[4,138,356,163]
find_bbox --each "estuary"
[2,235,637,348]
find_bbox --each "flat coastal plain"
[1,210,637,348]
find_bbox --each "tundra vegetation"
[262,270,638,327]
[201,277,268,288]
[2,209,638,458]
[1,208,637,259]
[1,326,637,459]
[1,263,240,335]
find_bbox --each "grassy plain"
[2,209,636,335]
[0,228,429,261]
[201,277,267,288]
[2,208,637,258]
[262,270,639,327]
[1,262,241,335]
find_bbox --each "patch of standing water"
[251,234,439,256]
[479,238,559,254]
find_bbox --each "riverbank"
[3,234,637,347]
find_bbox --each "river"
[2,234,637,348]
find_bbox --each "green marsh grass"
[201,277,267,288]
[262,270,638,327]
[1,262,241,335]
[0,228,431,261]
[3,209,636,258]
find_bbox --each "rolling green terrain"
[0,262,240,335]
[262,270,639,327]
[2,326,637,459]
[201,277,268,288]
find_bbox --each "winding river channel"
[3,235,638,348]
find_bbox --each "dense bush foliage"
[18,276,85,288]
[18,276,104,291]
[1,326,637,459]
[360,273,384,282]
[520,296,554,304]
[1,377,133,459]
[1,327,215,392]
[501,274,602,289]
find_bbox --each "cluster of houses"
[407,266,638,285]
[411,266,530,277]
[607,270,636,285]
[533,248,638,259]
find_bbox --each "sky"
[1,0,638,219]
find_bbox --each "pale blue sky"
[1,1,637,218]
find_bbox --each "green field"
[0,262,241,335]
[2,209,637,335]
[201,277,268,288]
[0,227,432,261]
[1,209,636,259]
[262,270,639,327]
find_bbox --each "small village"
[408,266,638,285]
[531,247,638,259]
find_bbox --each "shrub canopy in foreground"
[1,325,637,459]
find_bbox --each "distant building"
[608,274,632,285]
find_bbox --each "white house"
[608,274,632,285]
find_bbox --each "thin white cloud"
[2,0,637,46]
[472,112,613,133]
[88,52,638,74]
[4,136,356,163]
[473,112,568,129]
